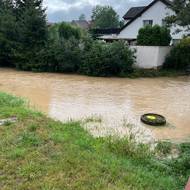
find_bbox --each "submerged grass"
[0,92,189,190]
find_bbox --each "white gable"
[118,0,187,40]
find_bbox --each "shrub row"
[79,40,135,76]
[2,20,135,77]
[164,37,190,70]
[20,37,135,77]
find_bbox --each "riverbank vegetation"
[126,69,186,78]
[0,0,189,77]
[164,37,190,71]
[0,92,189,189]
[0,0,134,77]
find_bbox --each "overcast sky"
[43,0,152,22]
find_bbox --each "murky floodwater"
[0,68,190,141]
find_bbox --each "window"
[143,20,153,26]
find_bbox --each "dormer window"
[143,20,153,26]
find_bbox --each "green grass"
[0,92,189,190]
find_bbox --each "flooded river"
[0,68,190,141]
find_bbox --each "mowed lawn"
[0,92,189,190]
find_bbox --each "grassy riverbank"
[123,69,186,78]
[2,66,187,79]
[0,92,189,190]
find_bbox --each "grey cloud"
[44,0,152,22]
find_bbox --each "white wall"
[118,1,188,40]
[131,46,171,69]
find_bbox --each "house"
[123,6,146,24]
[71,20,90,30]
[116,0,188,43]
[118,0,187,43]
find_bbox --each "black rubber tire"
[141,113,166,126]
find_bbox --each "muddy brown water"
[0,68,190,141]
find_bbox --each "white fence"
[131,46,172,69]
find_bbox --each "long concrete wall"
[131,46,171,69]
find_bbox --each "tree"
[15,0,48,70]
[16,0,48,49]
[91,5,120,28]
[166,0,190,33]
[79,14,86,21]
[0,0,17,66]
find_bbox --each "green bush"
[55,38,82,72]
[164,37,190,70]
[58,22,81,40]
[48,24,60,42]
[35,38,82,73]
[137,25,171,46]
[14,47,41,71]
[35,38,135,76]
[29,22,85,73]
[79,41,135,76]
[48,22,83,42]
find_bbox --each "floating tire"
[141,113,166,126]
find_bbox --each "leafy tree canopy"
[91,5,120,28]
[58,22,81,40]
[0,0,17,66]
[15,0,48,50]
[0,0,48,69]
[166,0,190,33]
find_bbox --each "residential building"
[101,0,188,44]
